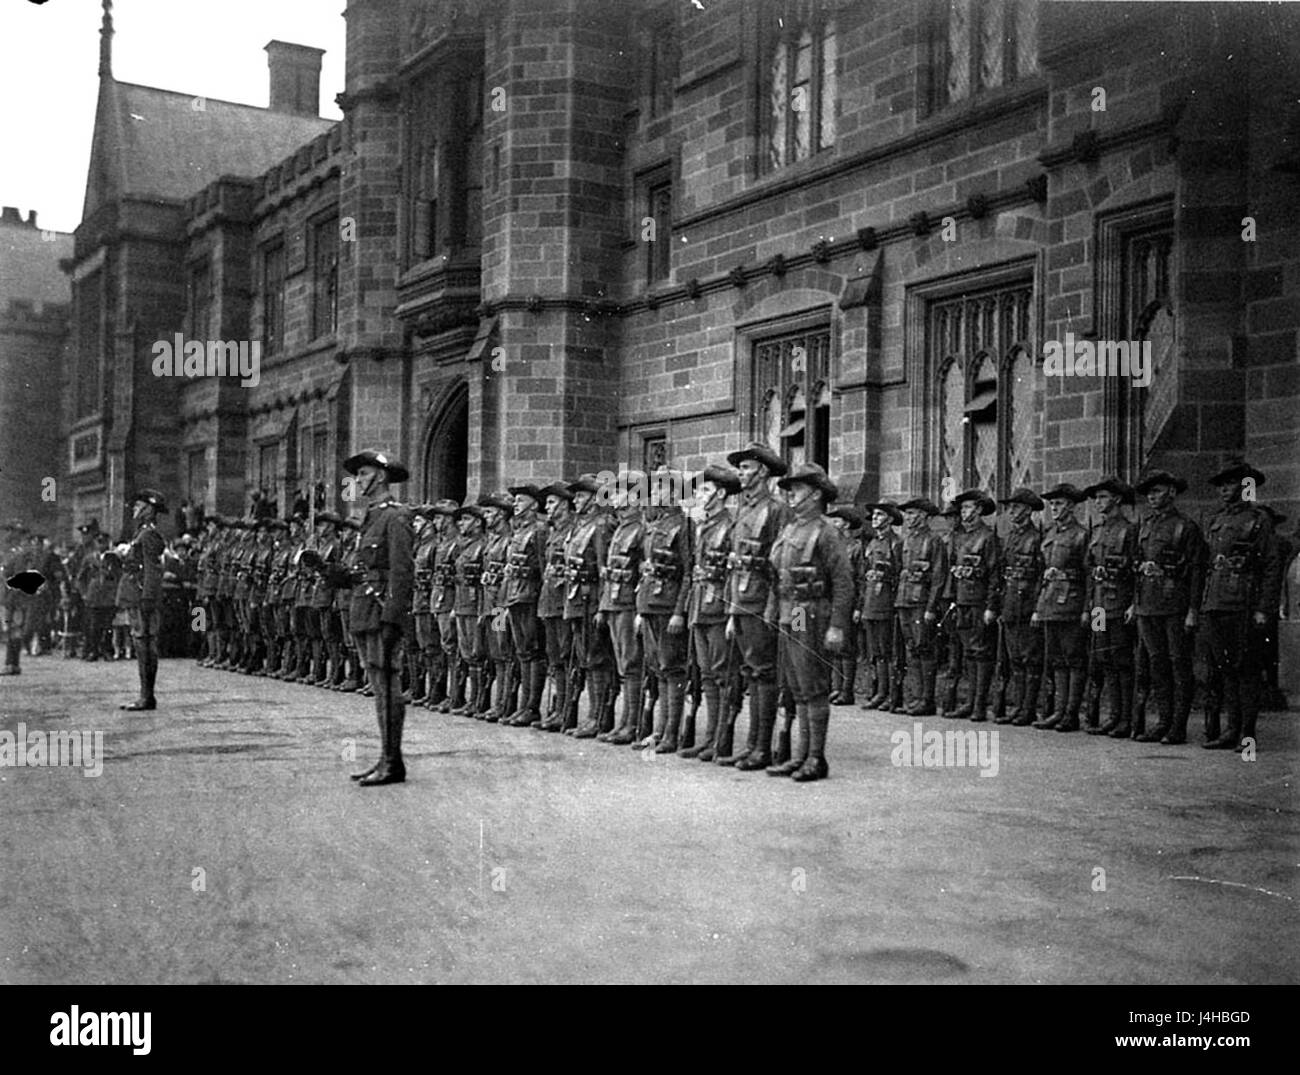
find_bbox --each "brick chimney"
[264,40,324,117]
[1,206,30,228]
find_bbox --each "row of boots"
[200,630,374,694]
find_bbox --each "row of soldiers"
[188,451,1289,780]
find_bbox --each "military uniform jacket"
[248,544,273,607]
[342,500,413,631]
[431,531,461,614]
[1201,501,1280,615]
[687,507,735,626]
[765,514,854,632]
[412,530,438,613]
[945,521,1002,613]
[636,508,691,616]
[726,488,791,612]
[1034,518,1088,621]
[1000,521,1043,624]
[563,509,611,620]
[265,544,292,604]
[116,523,166,608]
[232,538,255,602]
[482,526,513,614]
[196,538,220,599]
[87,552,118,608]
[860,528,903,621]
[599,515,645,613]
[453,533,487,616]
[334,534,359,613]
[1134,507,1205,617]
[896,527,948,613]
[292,538,317,608]
[1087,512,1138,614]
[215,538,235,600]
[309,537,341,609]
[503,517,547,607]
[538,519,572,618]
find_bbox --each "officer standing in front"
[118,489,168,710]
[327,451,414,786]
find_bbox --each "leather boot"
[1204,678,1243,749]
[1091,672,1120,735]
[864,659,888,709]
[708,701,735,762]
[969,661,994,722]
[1164,672,1193,745]
[539,665,568,732]
[120,647,156,710]
[938,667,961,719]
[1107,669,1134,737]
[561,668,584,734]
[653,676,686,752]
[735,680,777,769]
[1011,671,1040,726]
[681,681,719,758]
[294,638,313,682]
[1136,673,1172,741]
[1082,670,1102,731]
[442,659,465,714]
[1054,667,1085,731]
[719,677,761,765]
[574,669,609,739]
[884,666,905,712]
[452,667,481,716]
[606,672,641,744]
[485,661,509,722]
[351,664,386,781]
[474,664,495,718]
[792,700,830,781]
[905,660,938,715]
[996,669,1022,724]
[836,655,855,706]
[768,702,808,776]
[426,653,446,707]
[633,677,659,747]
[1033,669,1069,729]
[507,660,547,726]
[360,669,407,785]
[772,719,791,766]
[410,653,428,703]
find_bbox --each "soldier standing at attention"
[118,489,168,710]
[308,513,342,686]
[1082,477,1139,737]
[563,476,615,739]
[334,518,363,691]
[860,501,904,711]
[892,498,946,715]
[501,484,550,727]
[635,469,692,752]
[1130,470,1204,743]
[449,505,489,716]
[430,499,463,711]
[1201,460,1280,751]
[245,518,273,675]
[596,475,647,745]
[326,451,414,786]
[825,506,864,707]
[478,493,517,723]
[681,464,740,757]
[765,464,853,780]
[537,483,576,732]
[941,490,1001,721]
[1031,484,1089,732]
[195,515,222,666]
[408,506,438,704]
[721,442,791,768]
[994,488,1044,726]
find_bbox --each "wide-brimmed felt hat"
[998,487,1044,511]
[777,462,838,502]
[1082,475,1135,504]
[315,511,341,526]
[1208,459,1266,488]
[699,463,742,496]
[429,498,460,516]
[131,488,167,513]
[827,505,865,530]
[478,492,515,515]
[454,504,486,522]
[1041,483,1086,504]
[567,473,604,495]
[898,497,940,516]
[726,441,788,477]
[1134,469,1188,495]
[954,488,996,515]
[865,501,904,525]
[538,481,575,504]
[342,449,410,484]
[507,483,545,501]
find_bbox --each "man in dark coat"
[118,489,168,710]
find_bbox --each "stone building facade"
[62,0,1299,535]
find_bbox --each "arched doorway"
[423,382,468,503]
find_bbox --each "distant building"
[62,0,1299,534]
[0,206,71,533]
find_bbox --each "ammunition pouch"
[1213,553,1247,573]
[1042,567,1078,583]
[951,554,983,581]
[781,564,826,602]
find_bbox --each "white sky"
[0,0,347,234]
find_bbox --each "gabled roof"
[84,79,335,215]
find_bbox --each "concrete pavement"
[1,654,1296,984]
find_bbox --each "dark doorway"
[423,382,468,503]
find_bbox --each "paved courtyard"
[1,654,1296,984]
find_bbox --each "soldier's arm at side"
[1257,514,1281,619]
[383,510,415,625]
[825,527,854,635]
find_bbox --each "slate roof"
[104,81,335,201]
